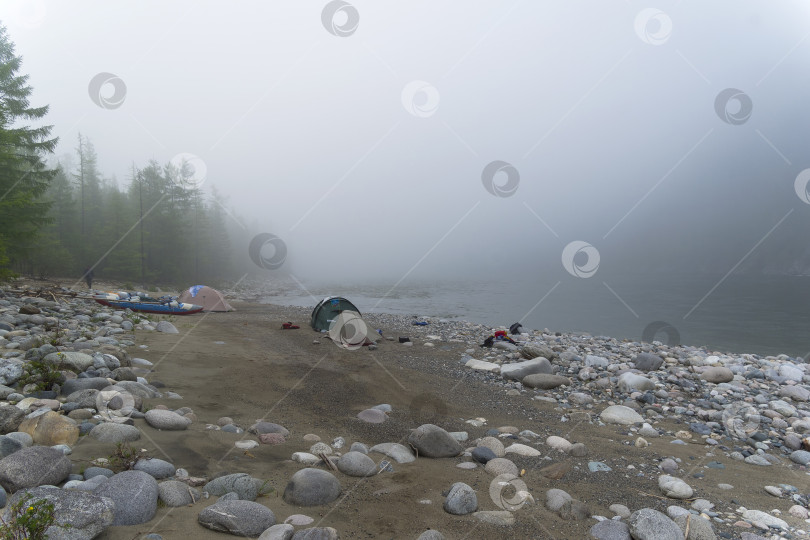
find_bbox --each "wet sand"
[62,301,805,540]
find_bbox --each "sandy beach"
[1,280,809,539]
[67,300,807,539]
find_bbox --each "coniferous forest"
[0,24,250,286]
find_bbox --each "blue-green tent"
[310,296,361,331]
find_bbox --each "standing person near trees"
[83,267,94,289]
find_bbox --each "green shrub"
[107,442,147,472]
[17,356,64,392]
[0,493,57,540]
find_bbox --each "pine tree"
[0,23,57,277]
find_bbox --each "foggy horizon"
[2,1,810,287]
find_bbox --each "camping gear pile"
[92,285,234,316]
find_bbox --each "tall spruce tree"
[0,23,57,277]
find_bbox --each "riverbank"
[0,278,808,539]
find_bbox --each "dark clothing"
[83,268,94,289]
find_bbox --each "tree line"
[0,23,251,287]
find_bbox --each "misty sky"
[2,0,810,284]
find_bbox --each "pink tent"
[178,285,235,312]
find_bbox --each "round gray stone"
[249,422,290,436]
[674,514,717,540]
[282,468,341,506]
[134,458,176,479]
[408,424,462,458]
[590,519,631,540]
[790,450,810,465]
[92,470,158,526]
[204,473,263,501]
[291,527,339,540]
[336,451,376,477]
[628,508,684,540]
[522,374,571,389]
[144,409,190,430]
[0,446,72,492]
[259,524,295,540]
[600,405,644,425]
[443,482,477,515]
[471,446,496,464]
[158,480,201,507]
[89,422,141,443]
[198,499,276,536]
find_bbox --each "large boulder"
[0,446,72,492]
[500,358,552,380]
[628,508,684,540]
[93,470,158,525]
[5,486,114,540]
[282,468,341,506]
[204,473,265,501]
[407,424,462,458]
[18,411,79,446]
[632,353,664,372]
[89,422,141,443]
[198,500,276,537]
[43,352,94,373]
[144,409,191,430]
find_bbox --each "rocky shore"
[0,279,808,539]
